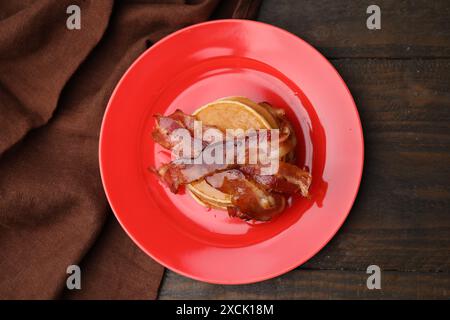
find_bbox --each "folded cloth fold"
[0,0,261,300]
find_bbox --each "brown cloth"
[0,0,261,299]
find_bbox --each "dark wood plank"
[301,58,450,273]
[158,0,450,301]
[158,58,450,299]
[159,269,450,299]
[258,0,450,58]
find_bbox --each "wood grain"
[159,269,450,300]
[159,59,450,299]
[301,58,450,273]
[258,0,450,58]
[158,1,450,299]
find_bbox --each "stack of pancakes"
[187,96,295,210]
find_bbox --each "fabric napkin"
[0,0,261,299]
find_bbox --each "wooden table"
[159,0,450,299]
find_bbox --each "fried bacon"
[259,102,294,143]
[156,160,232,193]
[205,170,285,221]
[152,110,224,150]
[154,136,279,193]
[240,162,311,197]
[166,109,196,133]
[153,109,292,153]
[151,107,311,221]
[151,114,185,149]
[157,157,311,200]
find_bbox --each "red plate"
[99,20,364,284]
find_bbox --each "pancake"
[218,96,279,129]
[193,99,273,130]
[187,97,279,209]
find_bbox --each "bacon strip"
[259,102,294,143]
[240,162,311,197]
[205,170,285,221]
[151,108,310,221]
[166,109,197,132]
[153,109,294,153]
[152,110,224,151]
[154,134,284,193]
[156,161,231,193]
[151,114,185,149]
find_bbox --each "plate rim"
[99,19,365,284]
